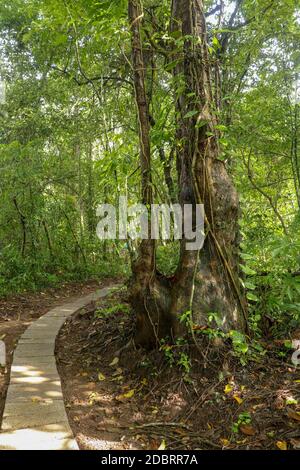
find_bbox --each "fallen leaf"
[88,392,102,404]
[158,440,166,450]
[192,325,208,331]
[31,397,48,403]
[252,404,264,410]
[287,409,300,421]
[240,424,256,436]
[110,357,119,367]
[123,389,135,398]
[116,389,135,401]
[224,384,233,394]
[276,441,287,450]
[233,395,243,405]
[111,375,123,382]
[98,372,106,381]
[220,438,230,447]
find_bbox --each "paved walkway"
[0,287,114,450]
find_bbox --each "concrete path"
[0,287,115,450]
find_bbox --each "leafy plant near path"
[232,412,252,434]
[95,303,130,319]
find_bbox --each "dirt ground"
[0,277,120,426]
[56,288,300,451]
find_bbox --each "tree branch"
[50,64,132,87]
[243,151,288,235]
[205,4,222,18]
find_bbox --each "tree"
[128,0,247,348]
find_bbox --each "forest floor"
[56,288,300,451]
[1,284,300,450]
[0,277,121,426]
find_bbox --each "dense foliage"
[0,0,299,336]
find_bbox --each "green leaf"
[247,292,259,302]
[165,60,179,71]
[239,264,257,275]
[183,110,198,119]
[240,253,253,260]
[245,281,256,290]
[212,36,221,49]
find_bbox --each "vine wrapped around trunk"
[128,0,247,349]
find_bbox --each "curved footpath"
[0,287,114,450]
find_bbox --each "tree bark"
[128,0,158,347]
[86,142,96,238]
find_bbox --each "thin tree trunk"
[42,219,53,259]
[13,197,26,257]
[86,142,96,238]
[128,0,159,347]
[291,103,300,208]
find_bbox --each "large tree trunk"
[128,0,247,349]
